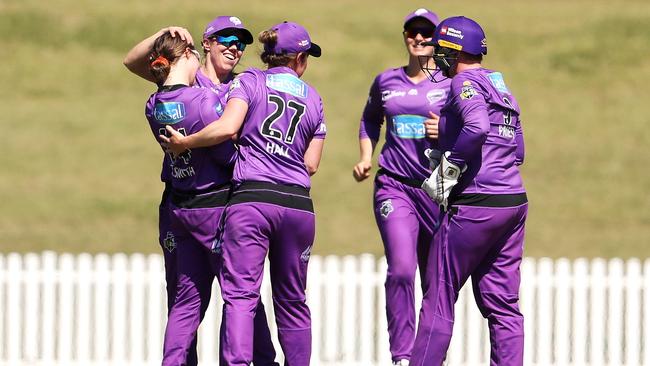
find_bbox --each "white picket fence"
[0,252,649,366]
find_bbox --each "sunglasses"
[404,27,435,39]
[211,35,246,51]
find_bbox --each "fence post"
[111,253,129,362]
[341,256,358,363]
[376,257,389,364]
[644,259,650,366]
[590,258,607,365]
[358,254,375,364]
[323,255,341,362]
[307,254,322,363]
[146,253,165,364]
[23,253,41,363]
[537,258,554,365]
[94,253,111,362]
[625,258,641,366]
[554,258,571,364]
[7,253,23,363]
[129,253,147,363]
[41,251,57,362]
[520,257,536,366]
[75,253,93,363]
[573,258,589,365]
[609,258,624,365]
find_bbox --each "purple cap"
[403,8,439,29]
[203,16,253,44]
[265,21,321,57]
[428,16,487,55]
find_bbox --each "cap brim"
[307,42,322,57]
[209,27,254,44]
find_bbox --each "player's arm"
[514,119,525,166]
[353,77,382,182]
[161,98,248,154]
[446,79,489,167]
[305,138,325,176]
[123,27,194,83]
[353,137,377,182]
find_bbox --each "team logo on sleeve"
[229,77,242,91]
[460,81,477,100]
[163,231,176,253]
[379,199,394,218]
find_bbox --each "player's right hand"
[160,126,189,157]
[352,160,372,182]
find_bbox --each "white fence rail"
[0,252,648,365]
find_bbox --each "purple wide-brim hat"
[203,16,253,44]
[265,21,321,57]
[424,16,487,55]
[403,8,439,28]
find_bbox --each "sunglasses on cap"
[404,26,435,39]
[210,35,246,51]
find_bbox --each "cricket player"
[161,21,325,366]
[412,16,528,366]
[133,18,278,366]
[352,9,450,365]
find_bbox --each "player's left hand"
[159,125,188,156]
[424,111,439,140]
[421,152,466,210]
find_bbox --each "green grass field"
[2,0,649,258]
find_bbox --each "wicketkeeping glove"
[421,152,466,211]
[423,148,442,170]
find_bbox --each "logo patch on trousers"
[211,239,223,254]
[379,199,394,218]
[300,245,312,263]
[163,231,176,253]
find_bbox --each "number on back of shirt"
[260,95,306,144]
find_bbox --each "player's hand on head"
[425,111,439,140]
[159,126,188,156]
[352,160,372,182]
[165,26,194,46]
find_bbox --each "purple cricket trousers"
[412,200,528,366]
[374,172,439,362]
[219,182,315,366]
[162,187,279,366]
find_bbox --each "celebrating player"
[161,21,325,366]
[352,8,450,365]
[125,17,278,366]
[412,16,528,366]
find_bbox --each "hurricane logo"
[163,231,176,253]
[414,8,429,16]
[380,199,394,218]
[300,245,312,263]
[229,17,242,26]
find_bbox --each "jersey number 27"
[260,95,306,144]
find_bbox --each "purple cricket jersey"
[227,66,326,188]
[359,67,451,181]
[439,68,526,195]
[145,85,236,191]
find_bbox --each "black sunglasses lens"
[407,27,435,38]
